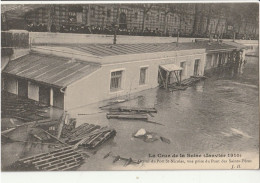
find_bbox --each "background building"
[1,3,259,39]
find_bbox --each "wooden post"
[179,70,182,85]
[165,71,169,89]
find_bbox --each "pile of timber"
[168,76,207,91]
[65,123,116,149]
[1,92,49,122]
[106,107,157,121]
[14,146,85,171]
[181,76,207,86]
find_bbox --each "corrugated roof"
[3,53,100,88]
[43,41,238,57]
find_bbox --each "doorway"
[53,88,64,109]
[39,86,50,105]
[194,59,200,76]
[18,79,28,98]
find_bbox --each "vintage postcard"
[1,1,259,171]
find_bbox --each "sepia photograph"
[1,1,259,172]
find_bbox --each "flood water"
[2,56,259,171]
[72,56,259,170]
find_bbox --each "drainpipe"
[50,88,54,106]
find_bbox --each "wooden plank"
[83,131,107,146]
[42,129,67,145]
[107,114,148,120]
[24,149,75,164]
[118,106,157,113]
[47,161,81,171]
[20,147,72,162]
[69,128,111,145]
[68,124,94,138]
[32,151,79,165]
[36,154,83,169]
[69,123,89,134]
[69,125,100,140]
[90,130,116,148]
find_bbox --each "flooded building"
[2,42,208,110]
[2,29,245,110]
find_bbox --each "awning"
[160,63,183,72]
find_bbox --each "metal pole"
[113,26,117,44]
[177,31,179,47]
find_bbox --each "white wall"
[29,32,258,45]
[5,77,18,94]
[28,81,39,101]
[64,50,206,110]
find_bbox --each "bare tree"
[141,4,153,32]
[192,4,200,36]
[46,5,54,32]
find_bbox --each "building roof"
[3,53,100,88]
[224,41,247,49]
[43,41,239,57]
[160,63,183,72]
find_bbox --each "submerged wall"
[64,50,206,110]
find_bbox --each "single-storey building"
[2,41,244,110]
[190,40,246,74]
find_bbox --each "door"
[119,12,127,29]
[194,59,200,76]
[18,79,28,98]
[39,86,50,105]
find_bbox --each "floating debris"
[112,155,143,166]
[13,146,86,171]
[65,123,116,149]
[133,129,170,143]
[103,152,111,159]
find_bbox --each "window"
[139,67,148,85]
[110,71,123,91]
[91,8,95,17]
[107,9,111,17]
[135,12,138,19]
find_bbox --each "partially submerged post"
[177,31,179,46]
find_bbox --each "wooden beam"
[165,71,169,89]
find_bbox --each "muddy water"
[72,56,259,170]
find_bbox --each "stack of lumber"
[1,92,49,122]
[168,76,207,91]
[106,107,157,120]
[15,146,85,171]
[181,76,206,86]
[66,123,116,149]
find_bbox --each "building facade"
[22,4,227,36]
